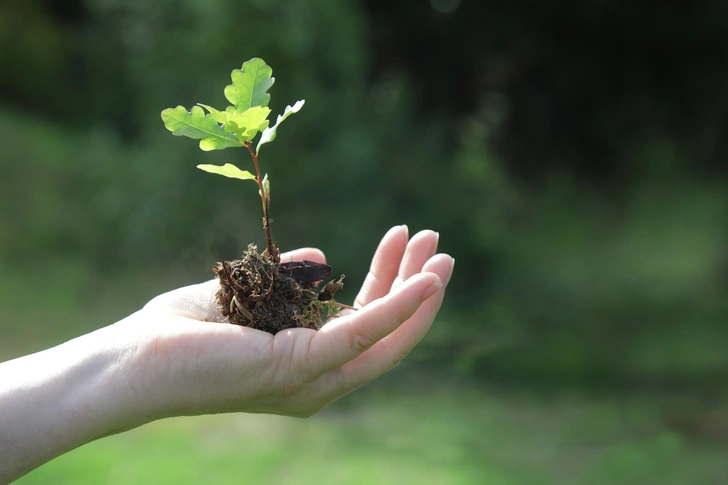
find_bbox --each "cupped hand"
[116,225,453,421]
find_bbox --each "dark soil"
[212,244,343,333]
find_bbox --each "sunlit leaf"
[197,163,256,181]
[161,106,241,151]
[224,58,274,112]
[225,106,271,141]
[256,100,305,154]
[197,104,228,124]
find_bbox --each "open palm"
[122,226,454,419]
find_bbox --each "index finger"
[302,272,442,379]
[354,225,409,308]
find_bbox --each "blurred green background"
[2,0,727,483]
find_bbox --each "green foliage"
[256,100,305,154]
[162,57,306,261]
[196,163,256,181]
[161,57,303,193]
[160,106,241,151]
[196,104,233,125]
[224,58,274,112]
[224,106,271,141]
[161,58,302,156]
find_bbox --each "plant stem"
[245,142,279,262]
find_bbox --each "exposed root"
[213,244,342,333]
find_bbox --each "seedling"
[162,58,345,333]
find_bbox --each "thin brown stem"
[245,142,264,183]
[245,142,279,262]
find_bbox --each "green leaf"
[197,104,228,124]
[196,163,256,181]
[260,173,270,198]
[224,106,271,141]
[161,106,241,151]
[256,100,305,154]
[224,58,274,112]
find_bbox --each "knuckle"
[349,331,377,355]
[387,350,410,372]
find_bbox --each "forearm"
[0,325,144,483]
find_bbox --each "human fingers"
[353,225,409,308]
[340,254,455,378]
[279,247,326,264]
[329,254,454,388]
[302,272,442,380]
[390,229,439,290]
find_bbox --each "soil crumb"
[212,244,342,333]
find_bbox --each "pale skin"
[0,226,453,483]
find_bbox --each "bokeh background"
[2,0,728,483]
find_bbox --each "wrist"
[0,324,150,481]
[61,324,157,435]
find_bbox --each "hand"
[0,226,453,482]
[120,226,454,419]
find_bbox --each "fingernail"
[401,224,409,237]
[421,281,443,301]
[445,258,455,285]
[433,232,440,253]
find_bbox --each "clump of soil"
[212,244,344,333]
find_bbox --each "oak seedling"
[162,58,344,333]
